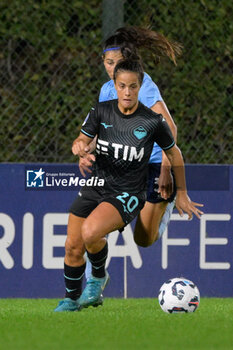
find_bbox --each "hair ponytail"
[103,26,182,65]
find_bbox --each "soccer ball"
[158,277,200,313]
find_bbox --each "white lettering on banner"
[42,213,68,269]
[200,214,231,269]
[0,213,15,268]
[46,178,68,187]
[46,176,104,187]
[69,177,79,186]
[22,213,34,269]
[162,214,190,269]
[0,212,231,270]
[106,224,142,269]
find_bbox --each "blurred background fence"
[0,0,232,163]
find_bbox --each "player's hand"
[79,154,95,177]
[176,192,204,219]
[72,140,90,157]
[158,166,173,200]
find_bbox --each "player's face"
[103,50,123,80]
[115,71,141,114]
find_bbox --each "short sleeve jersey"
[81,100,174,195]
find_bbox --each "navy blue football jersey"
[81,100,174,194]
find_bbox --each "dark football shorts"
[69,186,146,225]
[146,163,176,203]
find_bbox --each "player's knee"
[65,237,82,258]
[81,221,98,246]
[134,237,153,247]
[134,232,159,247]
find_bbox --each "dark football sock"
[64,262,86,300]
[87,242,108,278]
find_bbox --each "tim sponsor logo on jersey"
[96,139,144,161]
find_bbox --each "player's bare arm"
[165,145,204,219]
[151,100,177,199]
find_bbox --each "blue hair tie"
[103,47,121,53]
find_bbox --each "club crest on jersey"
[133,126,147,140]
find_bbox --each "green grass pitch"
[0,298,232,350]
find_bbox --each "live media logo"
[26,168,45,187]
[25,166,104,190]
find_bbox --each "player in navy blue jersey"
[54,59,203,312]
[79,27,182,280]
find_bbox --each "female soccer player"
[54,59,203,312]
[79,27,181,250]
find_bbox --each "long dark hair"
[103,26,182,65]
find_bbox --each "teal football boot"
[54,298,79,312]
[78,271,109,310]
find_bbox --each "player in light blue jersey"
[79,27,182,279]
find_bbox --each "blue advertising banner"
[0,163,232,298]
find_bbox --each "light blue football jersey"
[99,72,163,163]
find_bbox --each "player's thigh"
[135,200,168,238]
[82,201,125,242]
